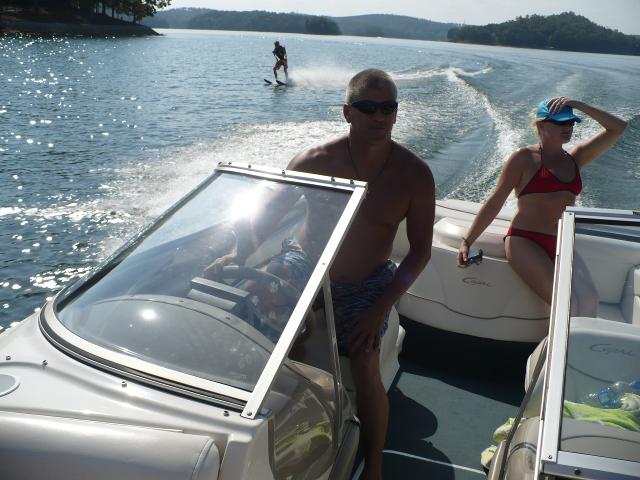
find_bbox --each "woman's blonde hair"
[530,108,543,138]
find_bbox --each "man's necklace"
[347,139,395,185]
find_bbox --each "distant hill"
[143,8,457,41]
[448,12,640,55]
[333,14,457,41]
[143,9,339,35]
[187,10,339,35]
[142,7,210,29]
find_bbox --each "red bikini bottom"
[505,227,557,260]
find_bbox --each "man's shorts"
[275,59,287,69]
[331,260,397,355]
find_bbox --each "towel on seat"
[563,394,640,432]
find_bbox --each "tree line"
[186,10,340,35]
[145,9,456,41]
[448,12,640,56]
[4,1,172,23]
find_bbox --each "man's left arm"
[377,167,435,313]
[351,166,435,352]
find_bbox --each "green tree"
[304,16,340,35]
[447,11,640,55]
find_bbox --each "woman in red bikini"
[457,97,627,314]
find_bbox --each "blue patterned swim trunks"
[251,238,313,342]
[268,238,314,291]
[331,260,397,354]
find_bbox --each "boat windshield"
[560,218,640,466]
[54,170,353,394]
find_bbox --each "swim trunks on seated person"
[249,238,313,342]
[268,238,313,289]
[332,260,397,355]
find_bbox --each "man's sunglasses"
[545,119,576,127]
[349,100,398,115]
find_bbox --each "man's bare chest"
[357,188,410,227]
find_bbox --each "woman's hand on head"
[548,96,583,112]
[547,96,573,113]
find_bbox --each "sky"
[164,0,640,35]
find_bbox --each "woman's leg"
[505,236,555,304]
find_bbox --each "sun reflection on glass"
[140,308,158,321]
[230,183,268,220]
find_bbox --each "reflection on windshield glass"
[56,172,350,393]
[561,222,640,463]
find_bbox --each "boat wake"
[393,65,493,81]
[289,64,357,89]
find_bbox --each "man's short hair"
[345,69,397,104]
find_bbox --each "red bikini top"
[518,148,582,197]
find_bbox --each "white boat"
[487,207,640,479]
[0,164,403,480]
[0,163,638,479]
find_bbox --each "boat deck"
[353,318,537,479]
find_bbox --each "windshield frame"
[537,207,640,479]
[41,164,367,413]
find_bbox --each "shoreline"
[0,8,158,37]
[1,20,159,37]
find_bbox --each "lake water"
[1,29,639,330]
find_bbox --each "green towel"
[480,417,521,469]
[480,444,497,470]
[492,417,517,443]
[563,394,640,432]
[482,394,640,470]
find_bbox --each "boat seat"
[561,418,640,463]
[433,216,509,258]
[525,315,640,418]
[391,200,513,261]
[575,235,640,304]
[621,265,640,324]
[0,411,220,480]
[435,199,516,223]
[498,417,640,477]
[591,265,639,325]
[561,317,640,405]
[597,303,625,323]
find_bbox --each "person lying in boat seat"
[203,236,315,344]
[240,238,314,343]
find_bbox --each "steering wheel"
[220,266,316,344]
[220,266,301,302]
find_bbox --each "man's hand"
[203,253,240,280]
[348,303,389,354]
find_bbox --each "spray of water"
[288,64,357,90]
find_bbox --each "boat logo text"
[462,277,492,287]
[589,343,636,357]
